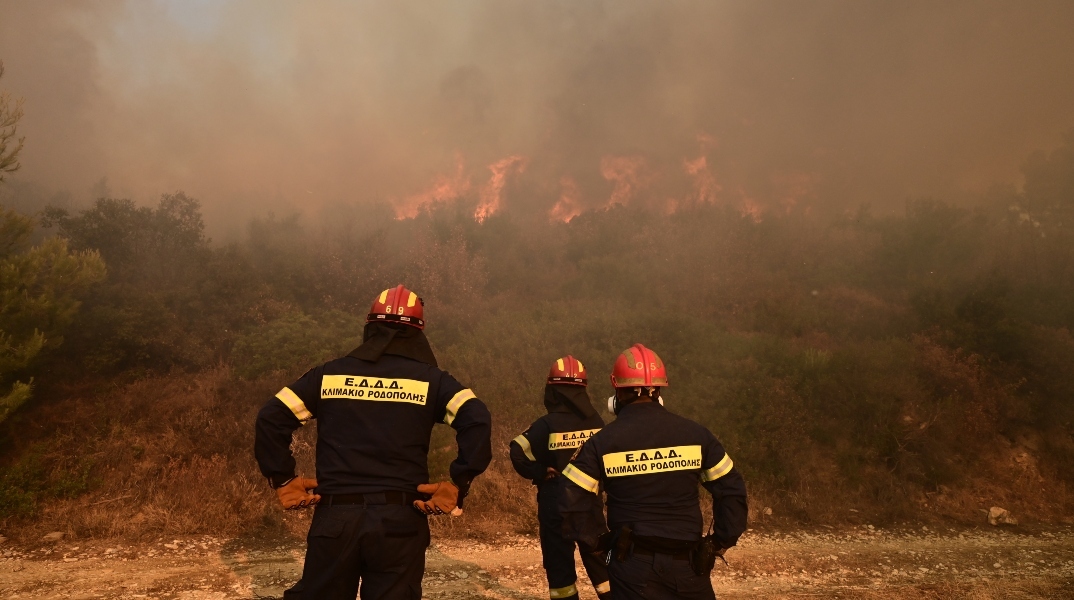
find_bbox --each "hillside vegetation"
[1,137,1073,541]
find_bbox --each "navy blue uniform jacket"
[255,353,492,495]
[510,410,606,521]
[561,401,747,547]
[510,411,605,484]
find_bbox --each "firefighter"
[558,344,747,600]
[509,356,612,600]
[255,284,493,600]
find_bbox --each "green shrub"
[0,444,96,519]
[231,310,363,378]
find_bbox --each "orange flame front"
[392,139,808,225]
[600,155,649,207]
[475,155,527,222]
[738,189,764,223]
[393,153,471,219]
[683,155,721,209]
[549,176,583,222]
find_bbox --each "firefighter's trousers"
[539,518,611,599]
[607,550,715,600]
[298,501,429,600]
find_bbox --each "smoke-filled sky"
[2,0,1074,229]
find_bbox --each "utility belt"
[319,491,419,506]
[598,526,725,576]
[631,547,691,562]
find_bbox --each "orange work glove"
[413,481,459,515]
[276,477,320,510]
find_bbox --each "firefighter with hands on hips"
[509,356,612,600]
[558,344,748,600]
[255,284,493,600]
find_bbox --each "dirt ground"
[1,525,1073,599]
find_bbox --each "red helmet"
[548,355,587,386]
[610,344,668,388]
[367,284,425,329]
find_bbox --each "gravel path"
[1,526,1072,599]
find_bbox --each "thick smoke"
[2,0,1074,231]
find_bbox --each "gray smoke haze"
[2,0,1074,231]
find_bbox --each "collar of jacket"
[348,322,438,367]
[617,400,663,416]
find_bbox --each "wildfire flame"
[474,155,527,222]
[393,140,808,225]
[682,155,720,209]
[674,133,721,212]
[738,189,763,223]
[393,153,471,219]
[549,176,583,223]
[600,155,649,207]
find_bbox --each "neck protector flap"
[349,322,438,367]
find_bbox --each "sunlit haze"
[2,1,1074,235]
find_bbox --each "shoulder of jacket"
[382,355,446,379]
[588,421,617,440]
[432,365,462,383]
[297,361,334,379]
[672,413,716,440]
[602,416,625,429]
[321,355,361,371]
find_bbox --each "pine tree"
[0,206,105,423]
[0,59,105,423]
[0,61,24,182]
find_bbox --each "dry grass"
[0,367,543,543]
[0,367,286,541]
[430,423,540,539]
[1,365,1071,544]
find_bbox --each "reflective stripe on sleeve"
[561,464,599,494]
[549,583,578,599]
[513,434,537,462]
[594,580,611,594]
[443,388,477,425]
[700,453,734,482]
[276,387,313,424]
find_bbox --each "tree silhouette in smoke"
[0,61,25,183]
